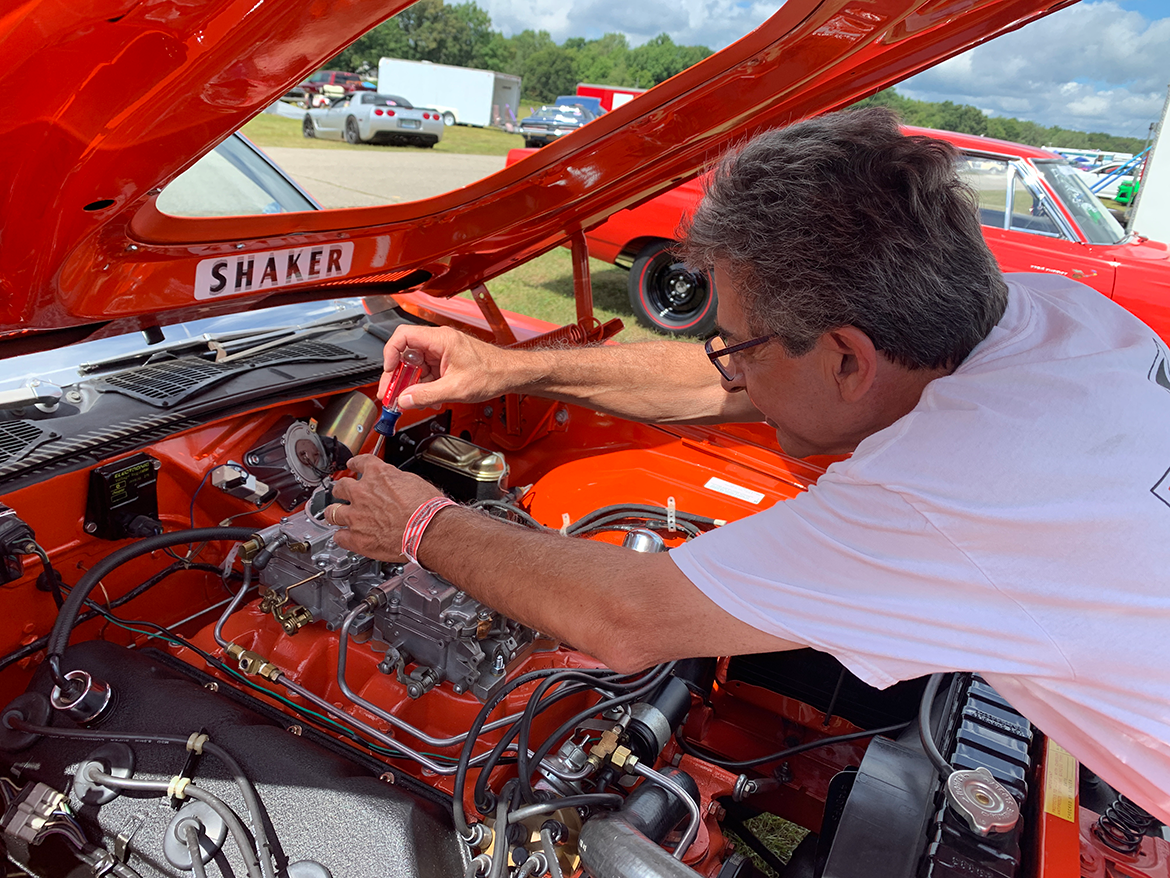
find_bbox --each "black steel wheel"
[628,240,718,336]
[344,117,362,145]
[302,115,315,138]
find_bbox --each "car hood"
[1,0,1075,355]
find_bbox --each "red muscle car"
[566,128,1170,338]
[1,0,1150,876]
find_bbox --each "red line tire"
[628,241,718,337]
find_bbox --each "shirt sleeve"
[668,470,1062,688]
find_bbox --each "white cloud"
[898,1,1170,136]
[481,0,778,49]
[474,0,1170,137]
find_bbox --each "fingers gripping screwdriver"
[371,348,424,458]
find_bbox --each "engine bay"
[0,307,1164,878]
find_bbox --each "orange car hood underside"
[0,0,1075,353]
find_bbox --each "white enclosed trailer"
[1129,85,1170,243]
[376,58,521,129]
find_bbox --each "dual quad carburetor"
[248,481,533,702]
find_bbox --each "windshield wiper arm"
[0,380,63,413]
[78,313,365,375]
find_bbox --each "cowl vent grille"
[0,421,49,465]
[95,341,360,407]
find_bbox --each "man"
[330,108,1170,821]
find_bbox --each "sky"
[479,0,1170,139]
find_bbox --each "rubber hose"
[46,527,255,664]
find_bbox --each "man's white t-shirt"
[670,272,1170,821]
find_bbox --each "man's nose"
[720,364,747,393]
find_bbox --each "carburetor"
[249,485,534,701]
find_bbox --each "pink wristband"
[402,497,459,565]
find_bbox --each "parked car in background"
[303,92,444,147]
[288,69,375,105]
[1079,161,1132,200]
[551,127,1170,337]
[518,103,598,148]
[555,94,604,115]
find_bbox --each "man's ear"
[821,327,879,402]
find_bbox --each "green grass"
[726,814,810,877]
[242,111,528,156]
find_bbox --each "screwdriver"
[371,348,425,458]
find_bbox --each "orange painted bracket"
[470,283,518,346]
[570,231,595,326]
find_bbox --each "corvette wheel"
[442,111,456,126]
[302,116,315,138]
[345,117,362,145]
[628,240,718,337]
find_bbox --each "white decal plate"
[704,477,765,505]
[195,242,355,300]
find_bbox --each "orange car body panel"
[2,0,1079,351]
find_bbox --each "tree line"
[330,0,710,103]
[332,0,1146,149]
[855,89,1147,155]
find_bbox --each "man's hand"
[379,325,529,410]
[327,455,444,561]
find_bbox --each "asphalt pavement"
[263,147,508,208]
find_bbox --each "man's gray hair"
[681,108,1007,370]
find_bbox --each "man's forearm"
[413,505,805,672]
[509,339,759,424]
[416,505,661,670]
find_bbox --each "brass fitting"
[588,724,627,770]
[610,746,639,772]
[238,537,265,562]
[225,644,282,681]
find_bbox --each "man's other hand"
[328,455,444,561]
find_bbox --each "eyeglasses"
[705,333,774,381]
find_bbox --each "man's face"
[713,264,861,459]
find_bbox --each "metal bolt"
[430,421,446,433]
[83,522,98,534]
[204,682,219,693]
[492,654,506,675]
[453,683,466,695]
[127,244,139,252]
[483,406,494,417]
[287,724,303,736]
[235,243,245,250]
[151,458,162,470]
[554,408,568,425]
[65,390,82,404]
[379,772,395,784]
